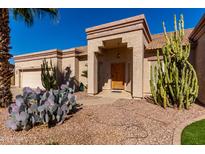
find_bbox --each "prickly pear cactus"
[6,83,77,131]
[150,14,199,109]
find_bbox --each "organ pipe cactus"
[6,83,77,131]
[150,14,198,109]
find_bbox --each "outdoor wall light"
[117,52,120,59]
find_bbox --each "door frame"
[111,62,125,90]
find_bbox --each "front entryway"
[111,63,125,90]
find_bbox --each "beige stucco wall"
[62,56,76,78]
[14,49,83,89]
[143,58,150,94]
[87,30,148,98]
[189,48,196,67]
[75,57,79,81]
[192,34,205,103]
[78,56,88,86]
[85,13,152,98]
[56,58,63,85]
[15,57,59,88]
[143,51,158,95]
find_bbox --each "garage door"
[20,70,44,89]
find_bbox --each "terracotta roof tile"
[146,28,193,50]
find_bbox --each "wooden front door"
[111,63,125,89]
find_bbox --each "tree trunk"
[0,8,13,107]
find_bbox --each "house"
[14,14,205,102]
[189,14,205,104]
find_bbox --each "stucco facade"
[86,15,152,98]
[14,14,205,101]
[189,14,205,104]
[14,48,87,89]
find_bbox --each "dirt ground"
[1,92,205,145]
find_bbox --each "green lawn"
[181,119,205,145]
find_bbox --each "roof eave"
[189,14,205,42]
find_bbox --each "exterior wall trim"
[14,48,86,63]
[189,14,205,42]
[14,49,62,61]
[86,14,152,43]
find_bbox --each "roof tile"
[146,29,193,50]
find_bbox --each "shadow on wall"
[58,66,80,92]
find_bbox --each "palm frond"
[11,8,58,26]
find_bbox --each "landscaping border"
[172,114,205,144]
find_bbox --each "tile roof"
[146,28,193,50]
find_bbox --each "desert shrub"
[6,81,77,131]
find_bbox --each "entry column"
[88,49,98,95]
[128,30,144,98]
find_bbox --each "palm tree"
[0,8,58,107]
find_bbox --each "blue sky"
[9,8,205,63]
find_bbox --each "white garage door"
[21,70,44,89]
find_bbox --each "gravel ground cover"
[0,91,205,145]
